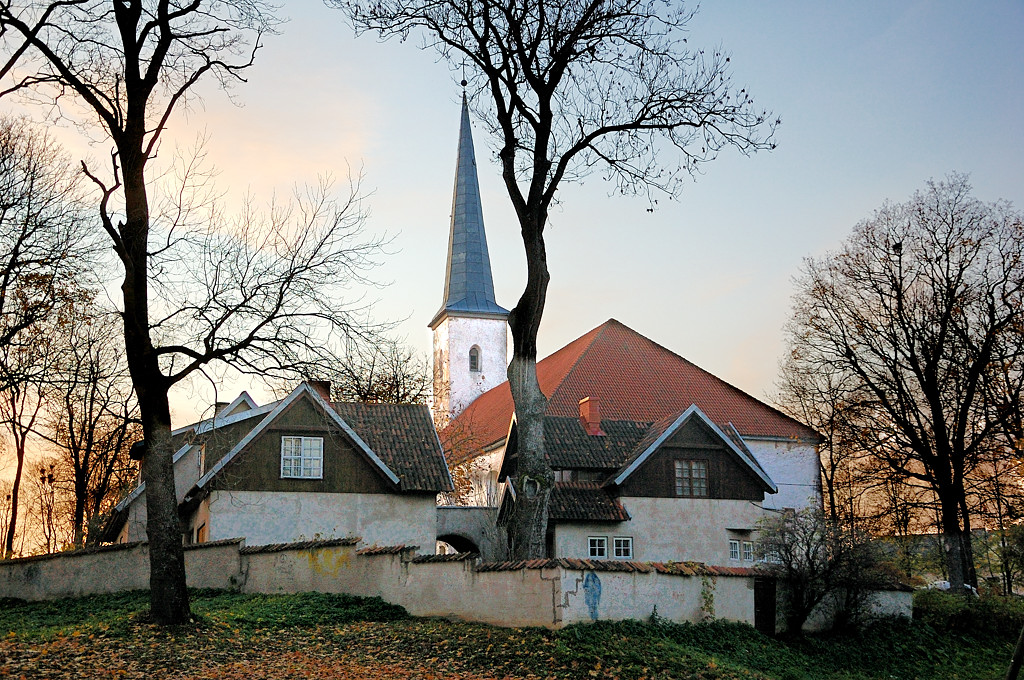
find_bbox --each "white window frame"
[613,536,633,560]
[674,459,709,497]
[588,536,608,559]
[280,436,324,479]
[742,540,754,562]
[469,345,481,372]
[729,539,741,561]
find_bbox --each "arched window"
[469,345,481,372]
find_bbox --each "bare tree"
[338,0,778,558]
[328,337,431,404]
[42,305,140,548]
[0,2,388,623]
[0,116,90,390]
[758,508,883,635]
[783,175,1024,593]
[0,344,48,558]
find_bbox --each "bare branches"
[781,174,1024,591]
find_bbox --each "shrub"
[914,588,1024,639]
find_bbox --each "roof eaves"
[113,442,195,513]
[185,384,401,503]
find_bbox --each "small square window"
[281,436,324,479]
[588,536,607,559]
[729,539,740,561]
[613,536,633,560]
[743,541,754,562]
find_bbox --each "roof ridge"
[595,320,818,440]
[545,320,613,406]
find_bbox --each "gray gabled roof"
[429,94,508,328]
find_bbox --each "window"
[588,536,608,558]
[674,460,709,497]
[469,346,481,372]
[729,539,740,561]
[743,540,754,562]
[613,536,633,560]
[280,436,324,479]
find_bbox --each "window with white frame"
[588,536,608,558]
[743,540,754,562]
[674,459,709,497]
[469,346,481,372]
[729,539,741,561]
[280,436,324,479]
[613,536,633,560]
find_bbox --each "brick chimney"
[309,380,332,402]
[578,396,605,436]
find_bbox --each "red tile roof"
[444,319,819,463]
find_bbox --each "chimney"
[309,380,332,402]
[578,396,605,436]
[214,401,229,416]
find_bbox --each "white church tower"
[430,95,509,428]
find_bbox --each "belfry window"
[469,346,481,372]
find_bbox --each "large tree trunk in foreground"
[120,156,190,624]
[506,218,552,560]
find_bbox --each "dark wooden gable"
[207,394,395,495]
[617,416,764,501]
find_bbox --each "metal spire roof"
[429,94,508,328]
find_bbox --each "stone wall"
[0,539,910,631]
[0,539,243,601]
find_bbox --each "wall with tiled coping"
[0,539,910,631]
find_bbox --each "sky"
[8,1,1024,428]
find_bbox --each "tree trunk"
[938,493,966,592]
[507,355,552,559]
[119,152,190,624]
[3,439,24,558]
[505,213,551,560]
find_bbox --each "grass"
[0,589,1017,679]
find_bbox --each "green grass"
[0,590,1017,679]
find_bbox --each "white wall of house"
[746,438,821,511]
[117,492,147,543]
[453,447,504,506]
[554,497,765,565]
[431,315,508,427]
[205,490,437,551]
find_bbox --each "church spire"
[429,94,508,329]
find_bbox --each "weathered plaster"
[745,438,821,511]
[205,490,437,550]
[555,497,765,564]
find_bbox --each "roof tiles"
[444,319,819,463]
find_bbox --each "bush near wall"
[914,589,1024,639]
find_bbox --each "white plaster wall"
[432,315,508,425]
[745,438,821,511]
[801,588,913,633]
[174,445,202,503]
[207,491,437,552]
[461,447,504,506]
[118,491,148,543]
[0,540,242,601]
[558,570,755,626]
[555,497,765,564]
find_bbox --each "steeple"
[429,94,508,329]
[429,94,509,427]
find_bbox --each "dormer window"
[469,346,481,372]
[281,436,323,479]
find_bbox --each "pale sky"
[9,1,1024,428]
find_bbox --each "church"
[429,96,822,564]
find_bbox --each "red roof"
[442,319,819,463]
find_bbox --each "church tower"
[430,95,509,428]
